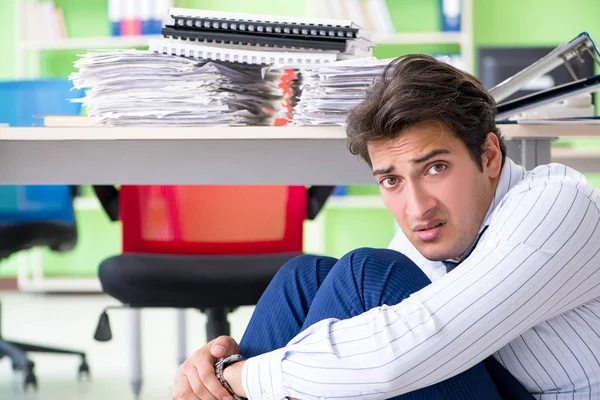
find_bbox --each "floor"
[0,291,255,400]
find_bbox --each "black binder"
[161,26,350,52]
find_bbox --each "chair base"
[0,338,90,390]
[7,340,86,358]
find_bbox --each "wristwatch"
[214,354,247,400]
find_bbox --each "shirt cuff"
[242,348,287,400]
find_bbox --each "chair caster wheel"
[24,370,37,391]
[78,361,91,380]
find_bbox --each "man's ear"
[482,132,502,178]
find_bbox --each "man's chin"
[415,243,459,262]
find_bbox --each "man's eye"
[427,164,447,175]
[380,177,398,188]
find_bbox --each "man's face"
[368,121,502,261]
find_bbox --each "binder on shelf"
[108,0,122,36]
[151,0,170,34]
[140,0,153,35]
[121,0,141,36]
[439,0,461,32]
[366,0,394,34]
[24,1,68,41]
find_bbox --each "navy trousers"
[239,248,532,399]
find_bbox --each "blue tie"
[443,225,489,273]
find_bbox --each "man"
[173,54,600,399]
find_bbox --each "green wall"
[1,0,600,275]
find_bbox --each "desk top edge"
[0,124,599,141]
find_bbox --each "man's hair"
[346,54,506,170]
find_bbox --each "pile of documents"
[290,58,391,126]
[70,50,283,126]
[149,8,373,65]
[70,8,377,127]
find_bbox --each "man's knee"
[337,247,419,273]
[273,254,337,284]
[331,248,430,306]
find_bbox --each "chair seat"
[0,222,77,261]
[98,252,301,310]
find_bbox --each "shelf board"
[21,31,465,50]
[18,277,102,293]
[326,195,385,209]
[373,31,464,45]
[21,35,160,50]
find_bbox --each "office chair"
[0,79,89,390]
[92,184,332,398]
[0,185,90,390]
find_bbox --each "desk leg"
[505,138,553,170]
[130,309,143,399]
[176,309,187,366]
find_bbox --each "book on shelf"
[108,0,173,36]
[24,1,68,41]
[321,0,394,34]
[439,0,461,32]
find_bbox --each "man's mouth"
[414,220,445,231]
[413,220,445,241]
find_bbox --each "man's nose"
[405,184,437,219]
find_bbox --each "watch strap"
[215,354,247,400]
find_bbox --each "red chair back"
[120,185,306,255]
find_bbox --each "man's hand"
[172,335,241,400]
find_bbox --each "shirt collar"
[481,157,525,229]
[443,158,525,271]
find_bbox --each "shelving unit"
[13,0,163,78]
[15,0,474,78]
[306,0,474,72]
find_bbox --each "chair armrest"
[306,186,335,220]
[92,186,120,222]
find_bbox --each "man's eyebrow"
[372,166,394,176]
[411,149,451,165]
[372,149,451,175]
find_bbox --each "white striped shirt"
[242,158,600,400]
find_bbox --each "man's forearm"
[224,361,247,398]
[223,360,299,400]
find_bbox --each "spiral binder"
[161,26,350,52]
[170,15,360,39]
[168,8,365,31]
[149,38,339,65]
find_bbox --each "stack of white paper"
[290,58,391,126]
[70,50,283,126]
